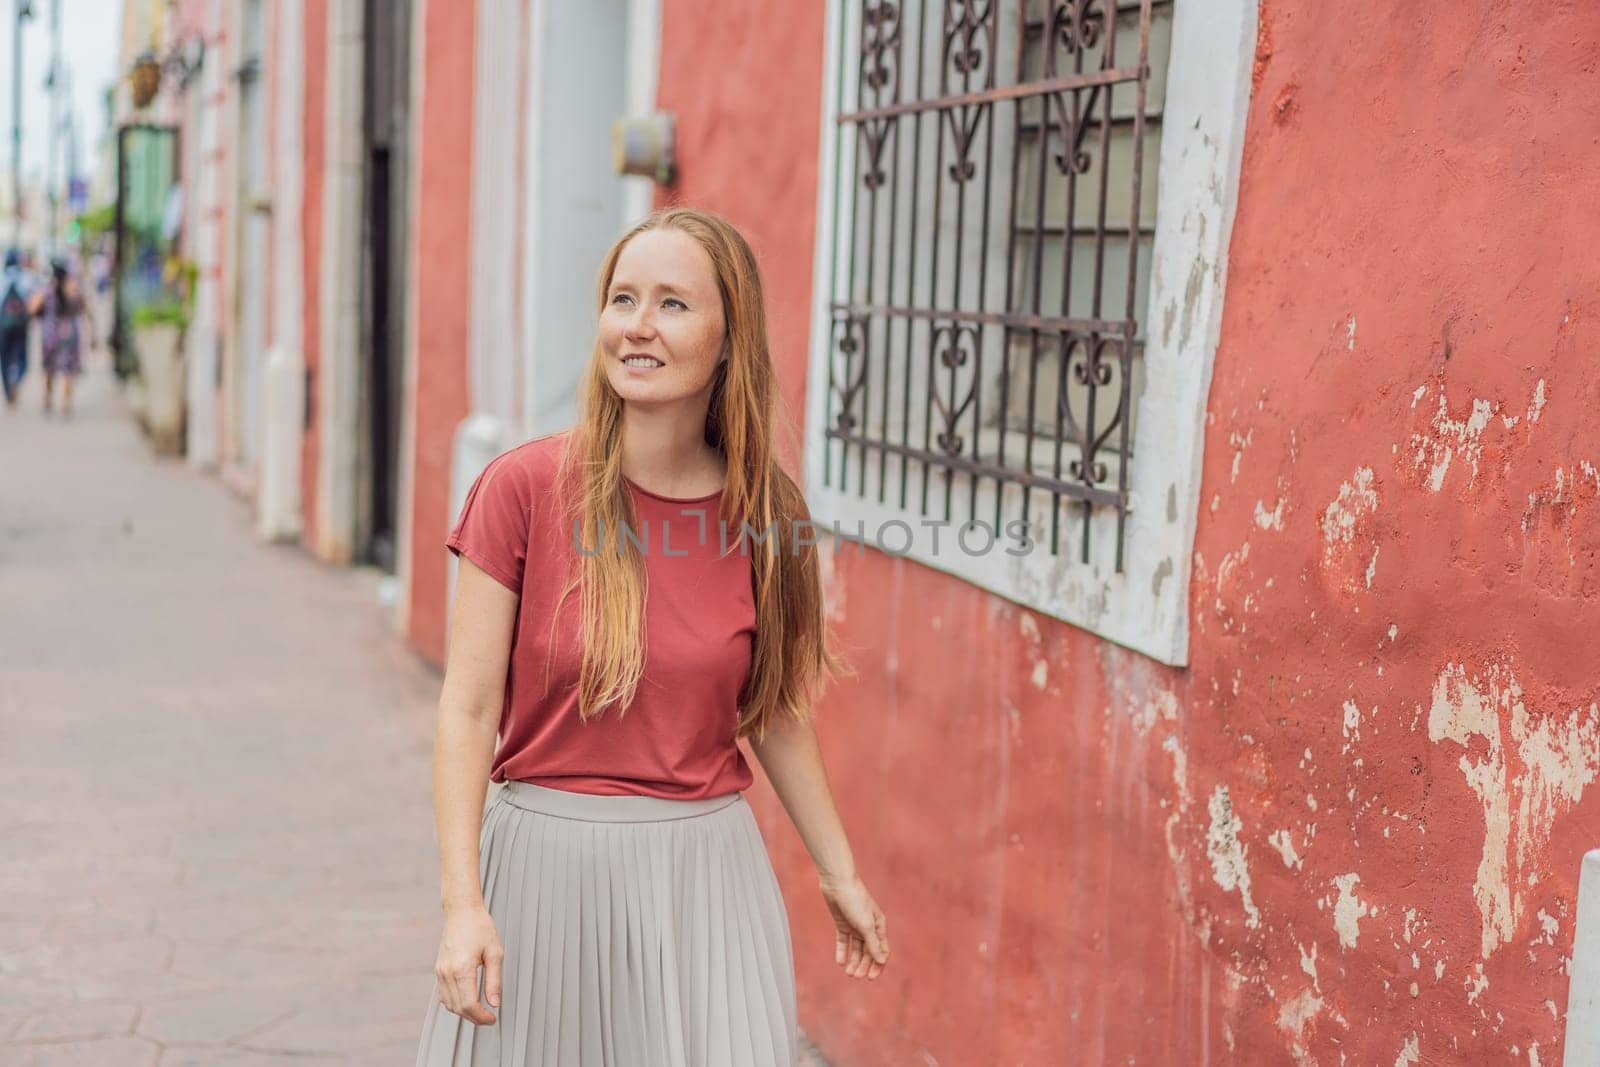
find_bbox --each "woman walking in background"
[415,207,889,1066]
[31,257,94,417]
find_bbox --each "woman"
[415,207,889,1066]
[31,257,93,417]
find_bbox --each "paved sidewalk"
[0,357,445,1064]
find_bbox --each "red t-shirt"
[445,431,756,799]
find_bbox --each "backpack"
[0,280,26,334]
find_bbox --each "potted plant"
[131,283,191,454]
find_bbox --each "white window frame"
[803,0,1259,667]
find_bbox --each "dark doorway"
[360,0,412,573]
[109,123,179,382]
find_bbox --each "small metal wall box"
[612,112,676,185]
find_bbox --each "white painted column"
[185,0,226,469]
[517,0,634,440]
[259,0,306,541]
[468,0,525,430]
[620,0,661,227]
[394,0,430,637]
[258,347,305,540]
[316,0,365,563]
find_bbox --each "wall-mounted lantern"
[164,35,206,92]
[129,50,161,109]
[612,112,676,185]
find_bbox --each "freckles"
[692,315,726,357]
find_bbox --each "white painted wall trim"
[802,0,1258,667]
[515,0,632,441]
[184,0,225,470]
[1565,849,1600,1062]
[259,0,306,541]
[270,0,305,373]
[216,2,244,474]
[469,0,525,429]
[316,0,365,563]
[516,0,549,442]
[620,0,661,226]
[395,0,430,636]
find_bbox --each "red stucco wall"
[654,2,825,475]
[404,0,476,665]
[660,2,1600,1063]
[299,0,326,548]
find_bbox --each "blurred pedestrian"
[415,207,889,1066]
[1,248,37,408]
[90,248,111,296]
[29,257,95,418]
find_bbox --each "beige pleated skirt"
[415,780,798,1066]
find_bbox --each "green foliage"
[75,204,116,242]
[166,255,198,295]
[129,254,199,332]
[130,299,189,330]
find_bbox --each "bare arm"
[749,714,890,979]
[430,557,517,1022]
[748,715,858,883]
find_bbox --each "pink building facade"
[141,1,1600,1061]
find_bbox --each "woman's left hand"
[819,873,889,980]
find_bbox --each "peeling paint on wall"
[1269,828,1304,869]
[1298,939,1320,990]
[1410,389,1495,492]
[1332,873,1370,950]
[1207,785,1261,929]
[1319,467,1380,597]
[1230,427,1254,484]
[1128,688,1179,737]
[1276,986,1342,1066]
[1406,378,1547,495]
[1018,612,1051,691]
[1321,467,1378,553]
[1425,663,1600,958]
[1162,734,1205,944]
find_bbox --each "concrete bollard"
[447,413,509,629]
[1565,849,1600,1063]
[257,345,306,542]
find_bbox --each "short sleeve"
[447,451,533,594]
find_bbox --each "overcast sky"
[0,0,123,183]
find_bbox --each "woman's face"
[598,228,727,409]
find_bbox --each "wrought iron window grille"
[821,0,1172,573]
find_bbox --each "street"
[0,354,444,1064]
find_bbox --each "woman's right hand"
[433,903,504,1025]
